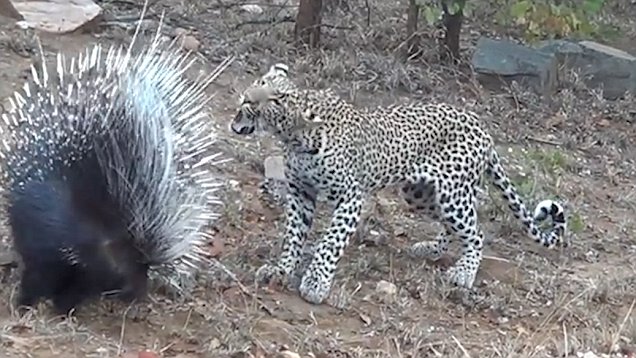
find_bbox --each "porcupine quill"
[0,1,234,314]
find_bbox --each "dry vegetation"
[1,0,636,357]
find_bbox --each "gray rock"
[264,155,286,180]
[472,37,559,96]
[537,39,584,67]
[538,39,636,100]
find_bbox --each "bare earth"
[0,0,635,357]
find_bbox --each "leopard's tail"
[485,147,567,248]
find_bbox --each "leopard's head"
[231,63,296,136]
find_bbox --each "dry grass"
[1,0,636,357]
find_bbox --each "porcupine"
[0,16,233,314]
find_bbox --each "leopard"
[230,63,568,305]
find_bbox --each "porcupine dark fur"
[0,14,233,314]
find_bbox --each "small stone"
[580,352,600,358]
[264,155,286,180]
[240,4,264,14]
[375,280,397,297]
[16,21,29,29]
[180,35,200,52]
[174,27,188,37]
[584,249,599,263]
[208,338,221,349]
[497,316,509,324]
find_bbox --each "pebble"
[240,4,264,14]
[264,155,286,180]
[173,27,200,52]
[375,280,397,297]
[180,35,200,51]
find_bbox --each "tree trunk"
[440,1,463,61]
[295,0,323,48]
[0,0,23,21]
[404,0,419,60]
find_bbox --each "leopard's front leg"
[299,187,364,304]
[256,181,317,289]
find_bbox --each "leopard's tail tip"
[533,200,565,222]
[533,199,568,244]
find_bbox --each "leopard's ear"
[269,63,290,77]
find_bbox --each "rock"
[11,0,102,34]
[472,37,559,96]
[179,35,200,52]
[539,39,636,100]
[264,155,286,180]
[173,27,188,37]
[208,338,221,350]
[239,0,295,21]
[239,4,263,14]
[173,28,200,52]
[537,39,584,67]
[580,41,635,60]
[375,280,397,298]
[277,350,301,358]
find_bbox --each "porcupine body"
[0,24,231,314]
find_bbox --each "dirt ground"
[0,0,635,357]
